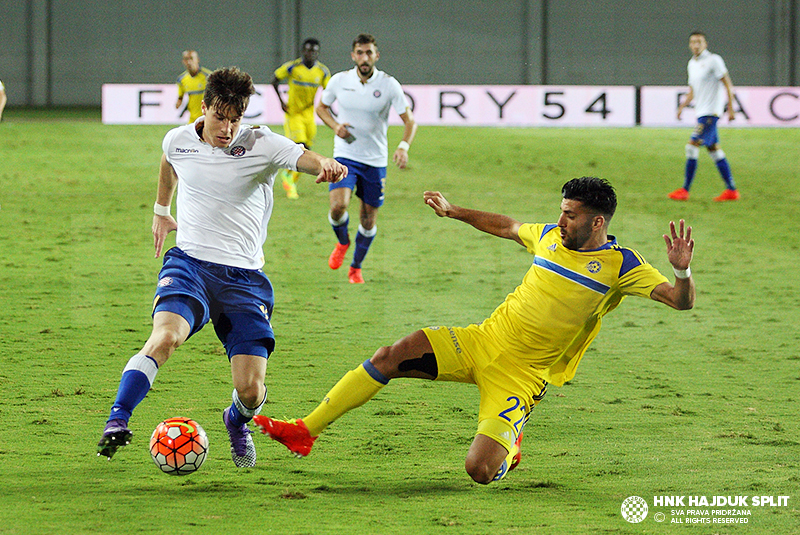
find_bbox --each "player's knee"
[464,457,497,485]
[329,204,348,221]
[146,327,184,358]
[234,381,265,408]
[369,345,399,377]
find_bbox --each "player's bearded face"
[200,103,242,148]
[351,44,379,78]
[558,199,598,250]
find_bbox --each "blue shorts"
[329,157,386,208]
[690,116,720,147]
[153,247,275,359]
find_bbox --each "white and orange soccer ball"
[149,417,209,475]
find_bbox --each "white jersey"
[162,120,305,269]
[687,49,729,117]
[321,67,409,167]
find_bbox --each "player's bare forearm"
[156,154,178,206]
[393,110,418,169]
[153,154,179,257]
[296,151,348,183]
[424,191,523,245]
[316,103,339,132]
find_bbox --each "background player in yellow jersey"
[254,177,696,484]
[175,50,213,123]
[272,38,331,199]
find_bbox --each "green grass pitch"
[0,109,798,534]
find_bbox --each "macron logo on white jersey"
[175,147,200,154]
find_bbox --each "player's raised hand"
[153,214,178,258]
[424,191,452,217]
[663,219,694,269]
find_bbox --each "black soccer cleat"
[97,419,133,459]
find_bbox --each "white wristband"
[673,266,692,279]
[397,140,410,151]
[154,202,171,217]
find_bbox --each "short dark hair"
[303,38,320,49]
[562,177,617,220]
[203,67,255,116]
[690,31,707,40]
[352,33,377,49]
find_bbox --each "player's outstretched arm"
[296,150,348,184]
[650,219,695,310]
[153,154,178,258]
[423,191,524,246]
[271,76,288,113]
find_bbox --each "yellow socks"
[303,360,389,436]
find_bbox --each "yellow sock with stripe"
[303,360,388,436]
[493,442,520,481]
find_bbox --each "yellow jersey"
[476,223,669,386]
[177,67,212,122]
[273,59,331,115]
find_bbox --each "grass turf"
[0,108,798,534]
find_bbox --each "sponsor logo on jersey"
[175,147,200,154]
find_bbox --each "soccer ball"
[149,417,209,475]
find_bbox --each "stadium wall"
[1,0,797,107]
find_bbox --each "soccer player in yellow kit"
[255,177,696,484]
[272,39,331,198]
[175,50,212,123]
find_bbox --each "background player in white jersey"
[316,33,417,284]
[97,67,348,467]
[669,31,739,202]
[0,79,7,122]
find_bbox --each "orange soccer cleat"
[328,242,349,270]
[713,189,740,202]
[252,416,317,458]
[668,188,690,201]
[348,266,365,284]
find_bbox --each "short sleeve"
[618,260,669,298]
[389,77,410,115]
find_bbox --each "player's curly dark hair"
[203,67,255,117]
[352,33,376,49]
[562,177,617,220]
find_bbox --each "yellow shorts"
[284,110,316,147]
[423,325,547,452]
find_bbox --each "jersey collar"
[578,235,618,252]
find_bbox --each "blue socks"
[714,155,736,190]
[329,212,350,245]
[352,225,377,269]
[108,354,159,423]
[683,159,698,191]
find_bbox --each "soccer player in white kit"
[317,33,417,284]
[97,67,348,467]
[669,31,739,202]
